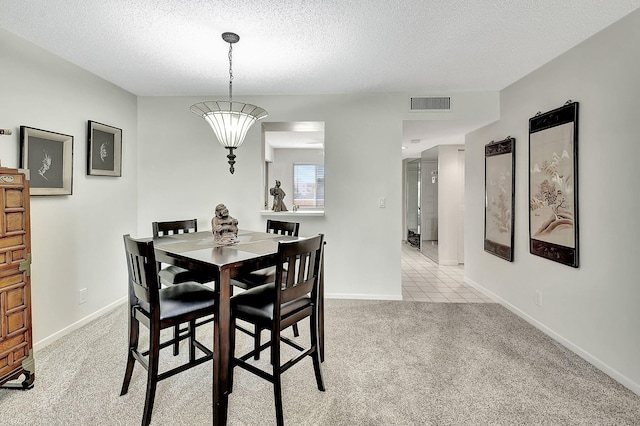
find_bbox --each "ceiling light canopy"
[190,32,267,174]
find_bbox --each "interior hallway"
[401,243,493,303]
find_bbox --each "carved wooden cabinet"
[0,167,34,389]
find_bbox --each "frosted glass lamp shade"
[190,32,267,174]
[190,101,268,149]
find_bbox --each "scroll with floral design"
[529,101,579,267]
[485,137,515,261]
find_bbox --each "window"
[294,164,324,208]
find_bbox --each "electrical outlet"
[79,288,88,304]
[535,290,543,307]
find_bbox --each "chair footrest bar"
[235,324,256,338]
[193,340,213,357]
[132,350,149,370]
[139,338,212,362]
[157,353,213,382]
[234,358,275,383]
[238,341,272,362]
[280,335,305,352]
[280,347,313,374]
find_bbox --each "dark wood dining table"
[152,229,324,426]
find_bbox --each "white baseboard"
[325,293,403,301]
[464,277,640,397]
[33,297,127,353]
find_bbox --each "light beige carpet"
[0,300,638,425]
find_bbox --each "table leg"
[213,267,232,426]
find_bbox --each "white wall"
[137,94,406,300]
[137,92,498,301]
[465,10,640,393]
[420,158,438,242]
[437,145,464,265]
[0,29,138,348]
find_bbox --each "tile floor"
[401,243,493,303]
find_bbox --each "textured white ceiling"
[1,0,639,154]
[2,0,638,96]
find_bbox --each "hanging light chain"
[228,42,233,102]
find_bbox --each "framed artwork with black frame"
[20,126,73,196]
[529,101,579,267]
[485,137,516,261]
[87,120,122,177]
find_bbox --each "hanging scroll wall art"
[484,137,515,261]
[529,101,579,267]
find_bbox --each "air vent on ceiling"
[410,97,451,111]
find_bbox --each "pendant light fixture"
[190,32,268,174]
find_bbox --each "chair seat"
[138,282,215,322]
[231,283,311,323]
[159,265,214,285]
[232,266,276,289]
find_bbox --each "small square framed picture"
[87,120,122,177]
[20,126,74,195]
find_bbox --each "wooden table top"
[153,229,297,270]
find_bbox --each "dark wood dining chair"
[231,219,301,359]
[152,219,215,285]
[229,234,325,426]
[120,235,216,426]
[152,219,216,355]
[231,219,300,287]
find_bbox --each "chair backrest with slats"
[266,219,300,236]
[123,234,160,308]
[274,234,324,307]
[152,219,198,237]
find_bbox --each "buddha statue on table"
[211,203,238,243]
